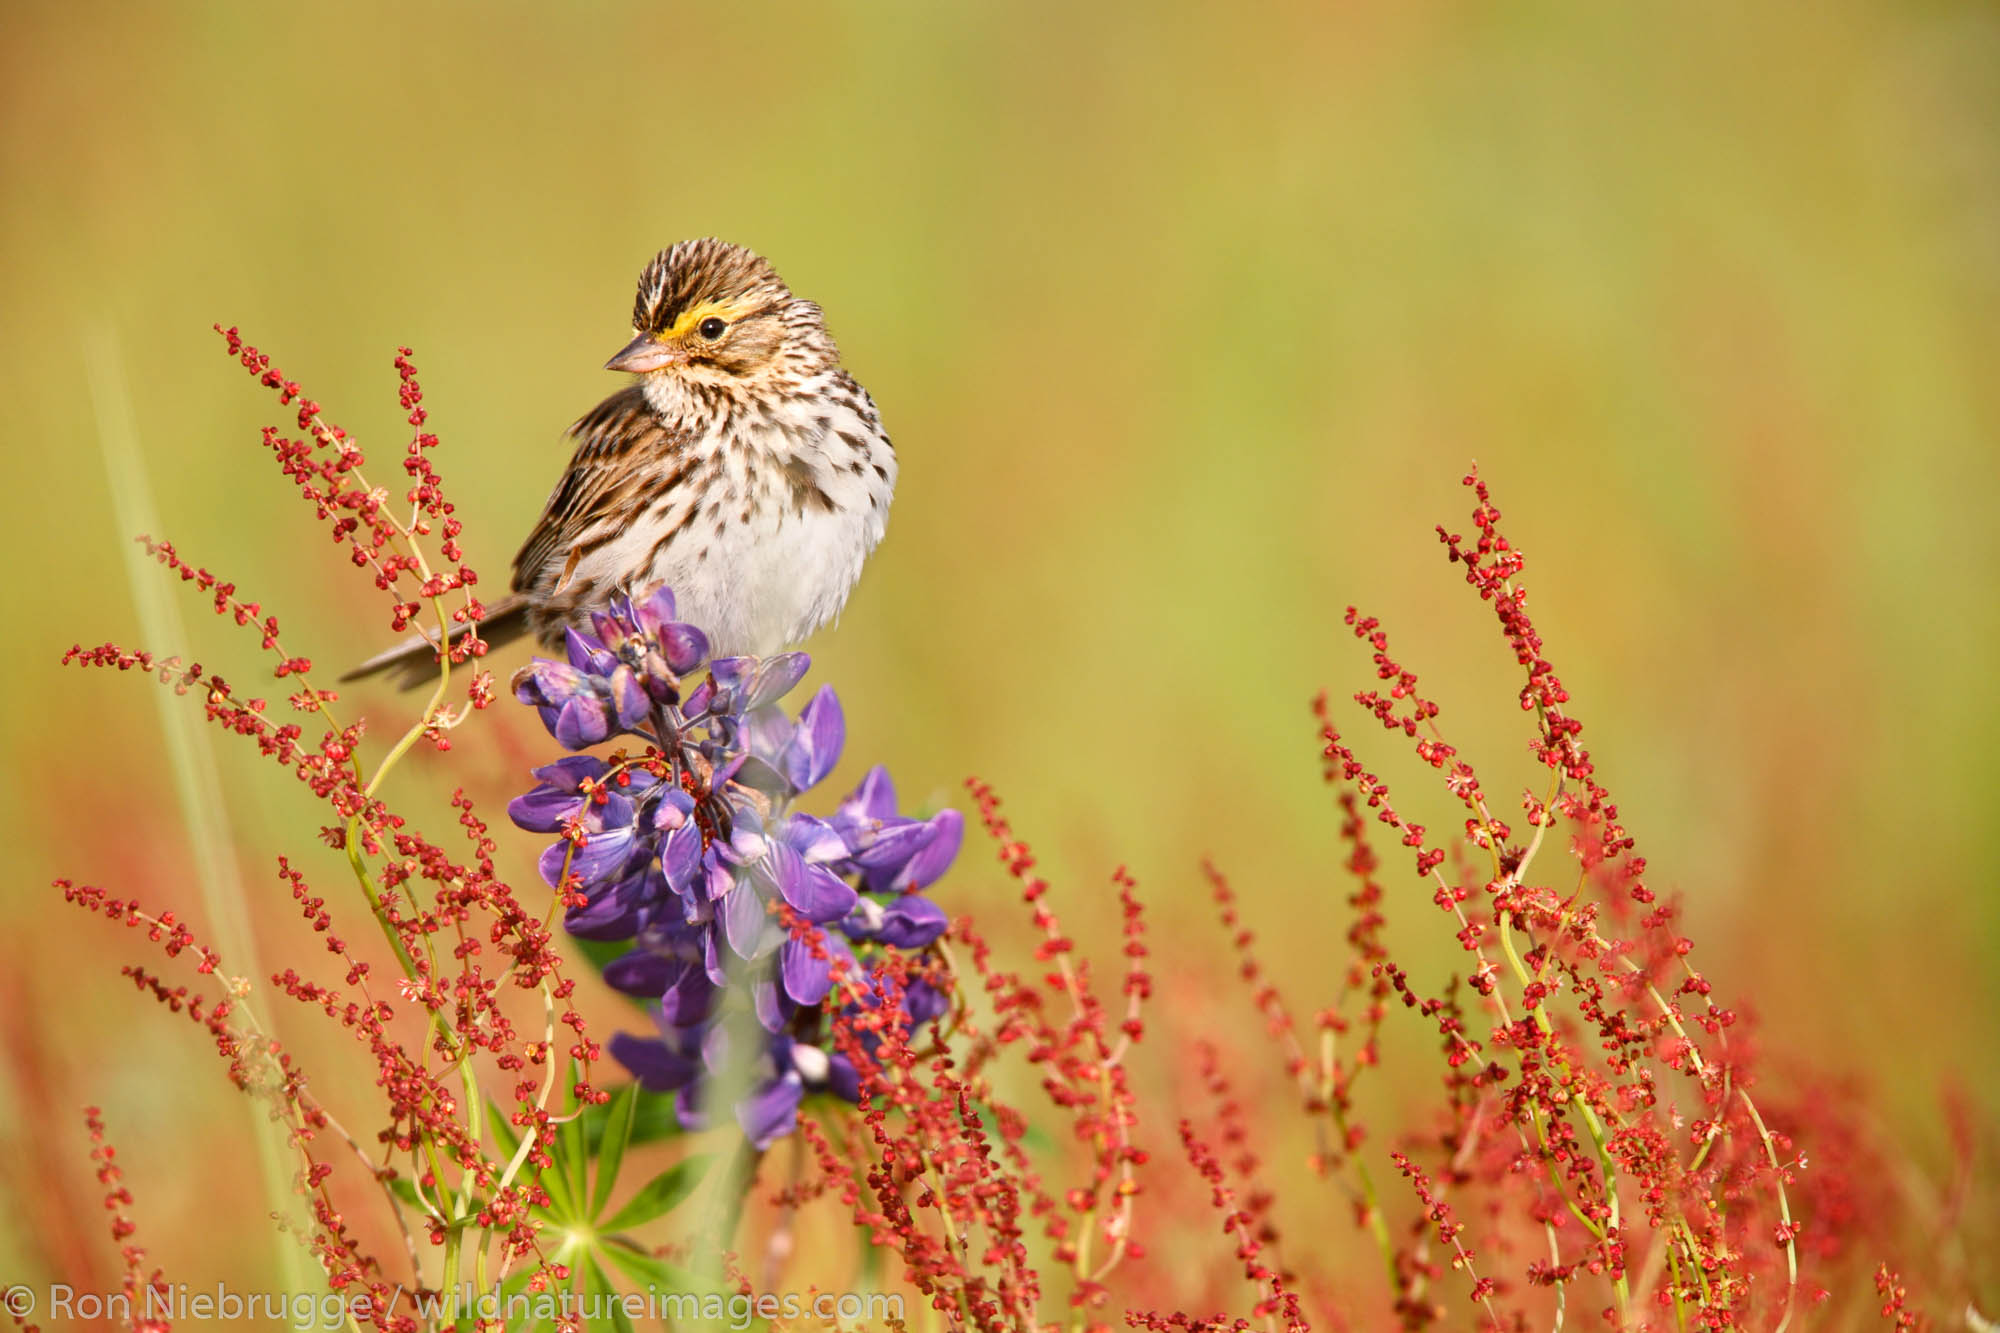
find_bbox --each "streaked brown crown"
[633,238,792,335]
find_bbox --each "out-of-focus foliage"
[3,0,1994,1312]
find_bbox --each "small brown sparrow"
[348,239,897,686]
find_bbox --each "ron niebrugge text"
[25,1281,904,1329]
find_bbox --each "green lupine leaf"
[581,1082,681,1151]
[567,934,628,977]
[485,1097,523,1157]
[538,1118,580,1223]
[488,1095,584,1221]
[493,1240,575,1333]
[598,1241,768,1331]
[586,1253,638,1333]
[600,1154,715,1234]
[597,1238,722,1298]
[590,1080,640,1221]
[564,1062,589,1219]
[625,1089,687,1146]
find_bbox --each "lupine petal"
[826,1052,860,1103]
[659,963,716,1026]
[783,685,845,791]
[752,978,787,1032]
[634,585,678,634]
[709,752,749,791]
[744,705,795,768]
[703,856,735,903]
[553,695,611,749]
[566,861,661,939]
[840,896,885,940]
[597,790,637,830]
[872,892,949,948]
[525,658,589,704]
[841,766,899,824]
[661,622,708,675]
[730,755,792,801]
[563,888,643,940]
[610,1032,698,1093]
[769,841,858,923]
[532,754,610,790]
[589,608,627,651]
[540,821,638,891]
[507,784,581,833]
[660,823,703,902]
[722,805,768,865]
[898,809,964,890]
[610,664,650,729]
[704,657,752,710]
[652,788,695,832]
[538,839,582,891]
[781,813,849,863]
[780,937,832,1007]
[721,880,776,959]
[745,653,810,710]
[563,626,613,673]
[736,1072,804,1150]
[906,978,950,1026]
[602,949,681,998]
[846,821,938,891]
[512,660,559,705]
[638,649,683,704]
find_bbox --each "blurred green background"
[4,0,1996,1320]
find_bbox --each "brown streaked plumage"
[345,239,897,688]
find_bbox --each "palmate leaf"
[600,1154,716,1234]
[562,1078,684,1154]
[532,1123,583,1223]
[565,1060,589,1223]
[475,1083,718,1324]
[488,1094,583,1224]
[623,1087,688,1147]
[590,1080,640,1220]
[585,1253,638,1333]
[596,1237,735,1305]
[485,1097,522,1157]
[487,1234,584,1333]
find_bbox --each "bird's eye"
[697,317,727,340]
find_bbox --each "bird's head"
[606,239,838,393]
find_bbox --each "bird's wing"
[510,386,691,592]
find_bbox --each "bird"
[345,238,898,688]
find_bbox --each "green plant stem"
[85,325,316,1305]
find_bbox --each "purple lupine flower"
[509,582,958,1147]
[609,1017,866,1151]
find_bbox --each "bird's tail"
[339,593,533,691]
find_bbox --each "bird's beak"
[605,333,683,373]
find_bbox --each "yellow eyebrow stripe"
[656,298,760,341]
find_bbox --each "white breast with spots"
[590,372,895,657]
